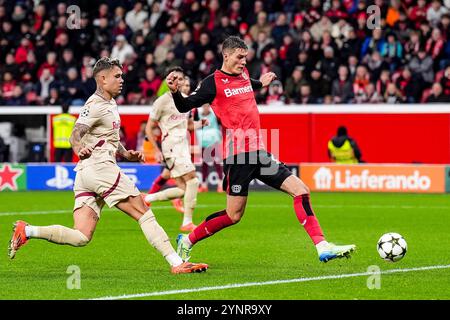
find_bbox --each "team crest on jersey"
[221,78,229,84]
[242,72,248,80]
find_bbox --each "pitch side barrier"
[0,163,448,193]
[1,104,449,164]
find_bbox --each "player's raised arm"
[167,70,216,113]
[258,72,277,88]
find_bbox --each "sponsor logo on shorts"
[231,185,242,193]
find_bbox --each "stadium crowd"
[1,0,450,106]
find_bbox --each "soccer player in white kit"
[8,57,208,274]
[144,67,209,232]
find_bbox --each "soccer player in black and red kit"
[166,36,356,263]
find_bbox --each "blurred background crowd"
[1,0,450,107]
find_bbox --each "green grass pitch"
[0,191,449,300]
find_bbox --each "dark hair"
[337,126,348,136]
[164,66,184,78]
[61,102,70,113]
[93,57,122,77]
[222,36,248,53]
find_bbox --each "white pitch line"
[88,264,450,300]
[0,204,449,217]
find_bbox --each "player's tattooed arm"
[70,123,92,159]
[117,142,128,158]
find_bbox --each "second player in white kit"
[145,67,209,232]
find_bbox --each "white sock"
[25,225,37,238]
[315,240,330,253]
[144,193,157,203]
[182,216,192,226]
[166,252,183,267]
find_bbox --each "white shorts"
[73,161,140,217]
[162,136,195,178]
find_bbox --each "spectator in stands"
[37,52,57,79]
[311,16,333,42]
[92,17,111,53]
[253,51,281,80]
[63,68,84,106]
[427,0,449,27]
[341,28,361,62]
[44,87,62,106]
[299,30,318,58]
[376,69,392,97]
[1,72,16,103]
[37,68,55,103]
[2,53,19,79]
[265,80,286,106]
[56,49,77,80]
[249,11,272,42]
[347,55,359,80]
[404,31,422,61]
[298,84,317,104]
[365,50,389,81]
[309,67,330,103]
[181,50,198,80]
[332,65,354,104]
[353,65,371,101]
[409,49,435,86]
[125,1,148,32]
[271,13,289,48]
[2,0,450,108]
[253,31,273,60]
[15,38,33,65]
[409,0,429,28]
[285,67,307,103]
[81,66,96,98]
[54,32,71,58]
[384,82,404,103]
[428,26,447,59]
[361,28,386,59]
[363,83,383,104]
[440,65,450,97]
[426,82,450,102]
[113,19,133,42]
[111,35,135,64]
[139,67,162,104]
[395,67,420,102]
[154,34,174,65]
[380,33,403,73]
[198,50,217,78]
[320,46,339,84]
[173,30,195,60]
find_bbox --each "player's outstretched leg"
[293,193,356,262]
[176,209,237,261]
[180,177,199,232]
[8,220,28,259]
[281,175,356,262]
[8,206,97,259]
[144,187,185,205]
[117,195,208,274]
[148,168,171,194]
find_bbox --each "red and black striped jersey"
[172,68,263,158]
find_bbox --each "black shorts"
[222,150,292,196]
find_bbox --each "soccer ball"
[377,233,407,262]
